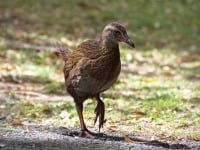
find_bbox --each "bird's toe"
[79,130,97,138]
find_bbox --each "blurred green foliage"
[0,0,200,50]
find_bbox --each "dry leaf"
[133,111,146,120]
[105,121,118,132]
[124,135,134,143]
[142,77,156,83]
[1,64,16,72]
[160,66,175,77]
[23,101,34,107]
[161,70,175,77]
[133,110,146,116]
[42,106,53,115]
[10,119,23,126]
[180,55,198,63]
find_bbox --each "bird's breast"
[67,48,121,98]
[88,50,121,92]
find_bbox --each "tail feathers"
[55,42,71,61]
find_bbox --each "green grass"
[1,47,200,140]
[43,82,65,94]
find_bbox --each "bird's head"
[102,22,135,48]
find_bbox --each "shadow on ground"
[61,129,189,149]
[1,126,195,150]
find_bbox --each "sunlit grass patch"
[1,36,200,140]
[1,49,63,83]
[0,98,77,126]
[43,82,65,94]
[6,50,50,65]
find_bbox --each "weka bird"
[57,22,135,138]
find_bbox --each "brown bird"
[56,22,135,138]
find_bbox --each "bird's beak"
[126,37,135,48]
[121,34,135,48]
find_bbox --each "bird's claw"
[79,130,96,138]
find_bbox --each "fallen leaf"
[1,64,16,71]
[133,111,146,120]
[42,106,53,115]
[161,70,175,77]
[160,66,175,77]
[105,121,118,132]
[133,110,146,116]
[23,101,34,107]
[180,55,198,63]
[10,119,23,126]
[124,135,134,143]
[142,77,156,83]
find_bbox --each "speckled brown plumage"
[57,22,135,138]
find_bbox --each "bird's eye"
[114,30,121,35]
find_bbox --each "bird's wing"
[64,39,102,85]
[75,39,101,59]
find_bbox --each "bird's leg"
[94,94,105,132]
[75,101,96,138]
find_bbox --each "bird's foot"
[94,101,105,132]
[79,129,97,138]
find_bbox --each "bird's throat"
[101,38,119,53]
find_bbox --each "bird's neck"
[100,38,119,54]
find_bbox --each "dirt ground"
[1,126,199,150]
